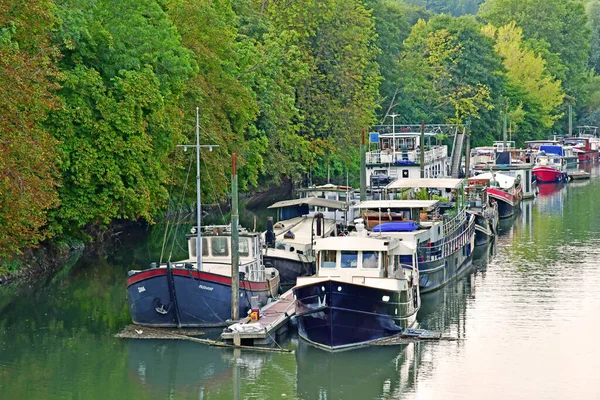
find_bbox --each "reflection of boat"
[537,182,564,197]
[295,340,412,400]
[126,339,269,396]
[294,218,420,351]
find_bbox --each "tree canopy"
[0,0,598,260]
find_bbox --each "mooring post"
[420,120,425,178]
[360,129,367,201]
[231,153,239,321]
[465,121,471,178]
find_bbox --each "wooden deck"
[220,288,296,346]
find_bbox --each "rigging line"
[168,153,195,262]
[160,150,182,264]
[202,158,226,222]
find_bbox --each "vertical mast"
[196,107,202,270]
[360,129,366,201]
[503,99,508,149]
[231,153,239,321]
[420,120,425,178]
[568,103,573,137]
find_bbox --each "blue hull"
[497,200,515,219]
[417,223,475,293]
[294,280,418,351]
[127,268,277,327]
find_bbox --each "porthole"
[337,286,342,292]
[321,286,326,292]
[382,295,390,302]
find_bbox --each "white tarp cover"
[351,200,438,209]
[268,197,346,210]
[385,178,465,190]
[472,172,515,189]
[227,323,265,333]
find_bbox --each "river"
[1,168,600,399]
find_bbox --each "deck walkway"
[220,288,296,346]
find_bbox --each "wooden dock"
[569,171,591,181]
[220,288,296,346]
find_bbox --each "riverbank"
[0,220,151,286]
[0,181,293,286]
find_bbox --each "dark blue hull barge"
[127,266,279,328]
[294,279,418,351]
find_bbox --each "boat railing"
[442,206,468,236]
[246,261,265,282]
[366,146,447,165]
[418,214,475,261]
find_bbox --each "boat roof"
[385,178,465,190]
[378,132,437,137]
[314,235,399,252]
[352,200,438,209]
[268,197,346,210]
[295,184,353,193]
[472,172,515,189]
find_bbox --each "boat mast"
[196,107,202,270]
[177,107,219,270]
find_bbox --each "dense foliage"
[0,0,598,260]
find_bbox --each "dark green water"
[2,169,600,399]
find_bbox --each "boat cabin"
[365,130,448,187]
[314,235,416,287]
[493,141,515,152]
[563,137,596,152]
[525,139,559,150]
[295,184,354,203]
[185,226,267,282]
[267,197,350,224]
[383,178,466,208]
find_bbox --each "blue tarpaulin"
[539,145,564,156]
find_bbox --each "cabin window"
[189,237,208,257]
[239,239,250,257]
[340,251,358,268]
[211,237,229,256]
[321,250,337,268]
[339,192,347,201]
[362,251,379,268]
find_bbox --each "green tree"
[263,0,381,182]
[479,0,590,98]
[366,0,430,122]
[0,0,60,257]
[586,0,600,74]
[48,0,195,237]
[482,23,564,142]
[396,15,505,144]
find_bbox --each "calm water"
[2,169,600,399]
